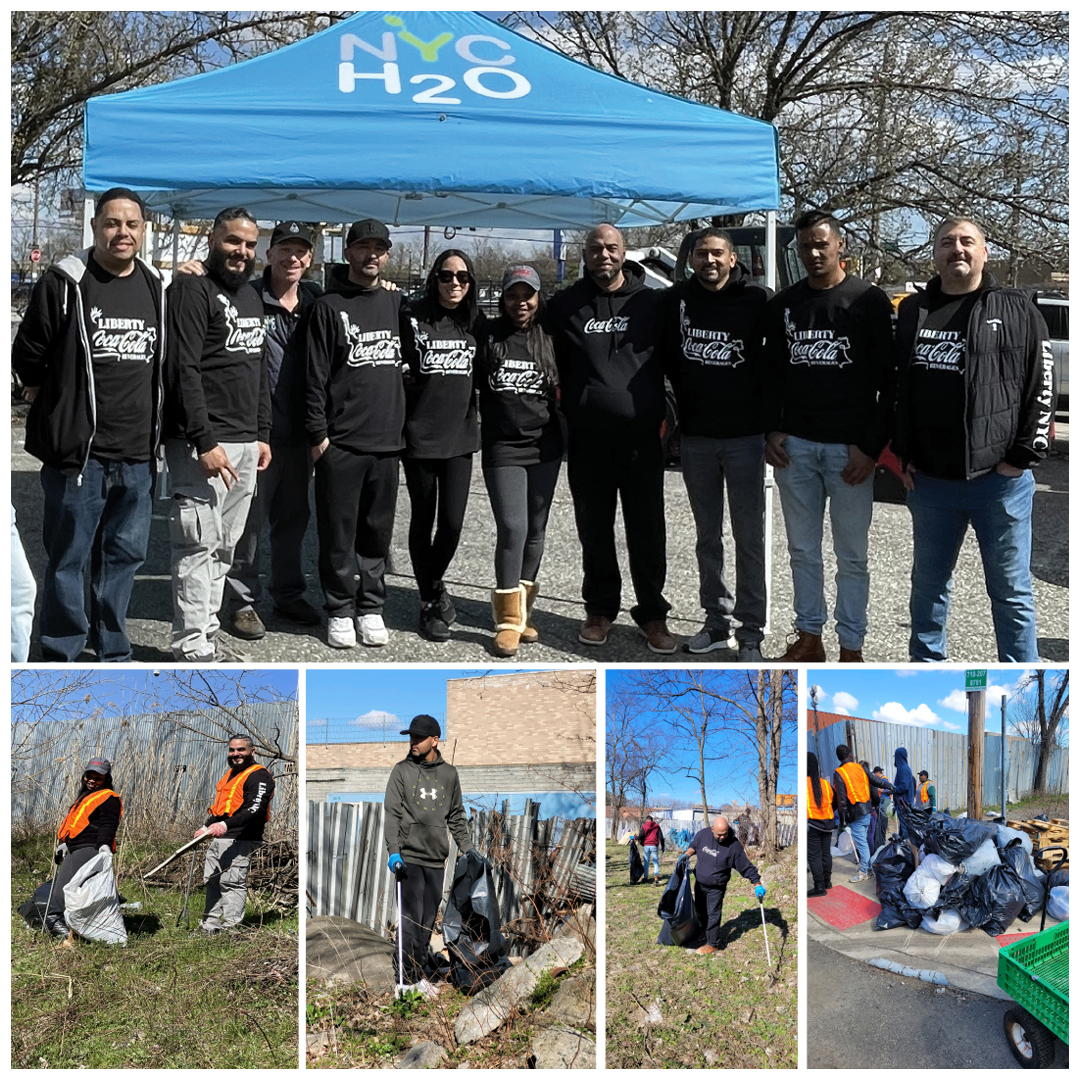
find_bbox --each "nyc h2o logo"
[339,14,531,103]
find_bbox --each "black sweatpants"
[397,864,444,983]
[483,459,562,589]
[694,880,728,947]
[402,454,473,602]
[807,825,833,889]
[566,423,669,624]
[48,845,99,916]
[314,444,399,617]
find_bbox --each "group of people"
[44,736,274,940]
[806,744,937,896]
[13,191,1054,662]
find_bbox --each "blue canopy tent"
[83,10,780,230]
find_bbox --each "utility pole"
[422,225,431,274]
[966,669,987,818]
[1000,692,1009,818]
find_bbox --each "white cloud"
[833,706,850,717]
[872,701,942,727]
[351,709,400,730]
[833,691,859,713]
[894,669,921,678]
[940,680,1018,726]
[941,720,962,731]
[939,688,967,712]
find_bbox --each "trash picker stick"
[395,869,406,998]
[759,901,772,968]
[144,832,211,879]
[178,850,198,930]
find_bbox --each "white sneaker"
[327,616,357,649]
[849,871,869,883]
[357,612,389,647]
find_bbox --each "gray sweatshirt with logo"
[383,750,473,868]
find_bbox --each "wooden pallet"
[1006,817,1069,872]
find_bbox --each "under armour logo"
[986,318,1002,332]
[419,787,436,800]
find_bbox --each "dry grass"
[604,840,798,1069]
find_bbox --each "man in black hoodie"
[894,217,1052,663]
[764,210,895,663]
[384,715,473,986]
[164,207,271,662]
[306,218,405,650]
[12,188,167,662]
[664,228,772,661]
[686,816,763,954]
[548,224,674,653]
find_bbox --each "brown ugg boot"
[520,580,539,644]
[491,586,526,657]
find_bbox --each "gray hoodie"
[383,750,473,868]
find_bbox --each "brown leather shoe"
[696,944,718,955]
[578,614,612,646]
[839,647,864,662]
[231,608,266,641]
[641,619,676,655]
[777,630,826,663]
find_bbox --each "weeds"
[529,968,559,1008]
[385,988,427,1018]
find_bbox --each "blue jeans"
[643,845,659,879]
[40,459,153,662]
[774,436,873,650]
[907,469,1037,662]
[11,505,36,662]
[680,433,766,644]
[847,815,871,874]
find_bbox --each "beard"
[205,246,254,291]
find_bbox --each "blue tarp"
[83,10,780,228]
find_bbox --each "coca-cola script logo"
[489,357,544,396]
[217,294,265,355]
[679,301,745,367]
[411,320,473,376]
[89,306,157,364]
[340,312,402,368]
[912,328,964,372]
[583,315,629,334]
[784,308,851,367]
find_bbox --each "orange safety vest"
[208,763,271,820]
[919,781,932,805]
[837,762,870,806]
[58,789,123,849]
[807,777,834,820]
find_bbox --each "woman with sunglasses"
[401,250,486,641]
[478,265,563,656]
[46,757,123,937]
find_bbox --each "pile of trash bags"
[871,811,1061,936]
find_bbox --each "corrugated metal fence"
[11,703,299,836]
[307,799,596,955]
[811,717,1068,808]
[617,812,797,850]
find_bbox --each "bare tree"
[1010,671,1069,794]
[606,689,644,840]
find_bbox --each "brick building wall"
[306,669,596,772]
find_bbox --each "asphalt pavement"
[10,423,1069,664]
[806,937,1068,1068]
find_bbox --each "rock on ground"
[454,935,585,1045]
[549,971,596,1031]
[307,915,396,991]
[395,1041,448,1069]
[530,1026,596,1069]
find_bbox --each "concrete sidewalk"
[806,842,1067,1001]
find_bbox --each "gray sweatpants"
[167,439,259,659]
[201,838,257,930]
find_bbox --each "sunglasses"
[437,270,471,284]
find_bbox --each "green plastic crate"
[997,920,1069,1045]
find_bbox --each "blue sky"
[305,667,539,743]
[806,668,1068,736]
[606,669,797,808]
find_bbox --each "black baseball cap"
[918,770,929,778]
[84,758,112,775]
[400,714,441,738]
[270,220,314,249]
[346,218,392,248]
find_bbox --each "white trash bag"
[1046,885,1069,922]
[996,825,1033,855]
[919,853,958,885]
[63,851,127,945]
[903,861,943,909]
[962,837,1002,877]
[921,908,969,935]
[833,828,857,862]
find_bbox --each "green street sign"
[965,669,988,690]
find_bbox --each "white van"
[1034,294,1068,413]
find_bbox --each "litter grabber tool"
[756,884,771,967]
[177,850,199,930]
[143,832,212,879]
[393,862,407,999]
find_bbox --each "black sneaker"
[433,582,456,626]
[419,602,451,642]
[683,626,737,654]
[272,597,323,626]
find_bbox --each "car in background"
[1033,293,1068,416]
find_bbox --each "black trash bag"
[999,839,1044,921]
[874,881,924,930]
[872,837,916,899]
[957,863,1027,936]
[923,814,998,864]
[657,854,700,946]
[902,804,933,847]
[933,868,978,916]
[629,838,644,884]
[18,880,54,930]
[869,808,888,854]
[441,851,512,994]
[1047,866,1069,890]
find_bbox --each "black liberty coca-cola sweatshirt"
[662,262,772,439]
[304,265,406,454]
[547,260,666,431]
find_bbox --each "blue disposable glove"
[755,884,766,901]
[388,854,405,874]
